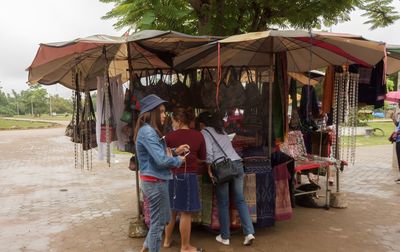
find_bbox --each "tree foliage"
[100,0,399,35]
[0,85,73,116]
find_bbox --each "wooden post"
[268,40,274,158]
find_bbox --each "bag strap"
[88,94,96,119]
[204,128,228,158]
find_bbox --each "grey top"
[201,127,241,164]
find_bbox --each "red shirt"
[165,129,206,174]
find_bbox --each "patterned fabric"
[243,157,275,228]
[243,173,257,222]
[274,163,293,221]
[280,131,308,161]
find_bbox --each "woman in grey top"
[198,112,255,246]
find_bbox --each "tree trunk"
[189,0,211,35]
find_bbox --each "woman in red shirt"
[164,107,206,252]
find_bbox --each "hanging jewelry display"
[348,71,359,165]
[71,67,79,170]
[104,62,111,167]
[331,70,342,160]
[331,66,359,165]
[79,71,84,170]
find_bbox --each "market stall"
[26,29,392,234]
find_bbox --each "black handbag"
[389,131,398,143]
[204,129,242,184]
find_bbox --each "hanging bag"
[120,87,132,123]
[219,66,245,109]
[80,93,97,150]
[65,72,82,143]
[169,71,191,108]
[144,69,169,101]
[201,68,218,108]
[204,129,242,184]
[189,69,205,108]
[243,66,262,107]
[100,85,117,143]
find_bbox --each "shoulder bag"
[204,129,242,184]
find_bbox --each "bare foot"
[163,239,174,248]
[181,245,204,252]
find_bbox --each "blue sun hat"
[139,94,168,115]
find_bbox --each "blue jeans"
[215,160,255,239]
[141,180,171,252]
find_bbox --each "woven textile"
[244,157,275,228]
[243,173,257,222]
[274,163,293,221]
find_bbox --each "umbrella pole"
[268,44,274,158]
[127,41,148,238]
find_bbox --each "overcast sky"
[0,0,399,98]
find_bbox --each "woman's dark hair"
[197,111,225,135]
[172,107,195,126]
[134,105,163,142]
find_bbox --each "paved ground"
[1,126,400,252]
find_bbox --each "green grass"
[0,118,56,129]
[342,121,394,147]
[13,114,72,121]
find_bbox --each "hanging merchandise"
[100,84,117,143]
[168,71,191,108]
[358,59,387,108]
[243,67,262,108]
[331,66,359,165]
[144,69,170,102]
[321,65,335,114]
[242,68,262,128]
[200,68,219,108]
[80,92,98,151]
[120,87,133,123]
[219,66,246,109]
[272,52,289,143]
[65,71,82,143]
[189,69,205,108]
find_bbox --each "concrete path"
[0,127,399,252]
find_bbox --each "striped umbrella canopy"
[174,30,386,72]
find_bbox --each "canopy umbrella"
[174,30,386,72]
[126,30,219,73]
[387,45,400,75]
[27,30,219,91]
[385,91,400,103]
[27,35,130,91]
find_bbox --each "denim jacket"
[136,124,182,180]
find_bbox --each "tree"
[51,94,73,114]
[100,0,399,36]
[0,87,15,116]
[18,86,49,116]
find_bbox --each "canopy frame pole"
[127,41,142,217]
[126,41,148,238]
[268,40,274,158]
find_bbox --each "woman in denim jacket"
[198,112,255,246]
[135,94,187,252]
